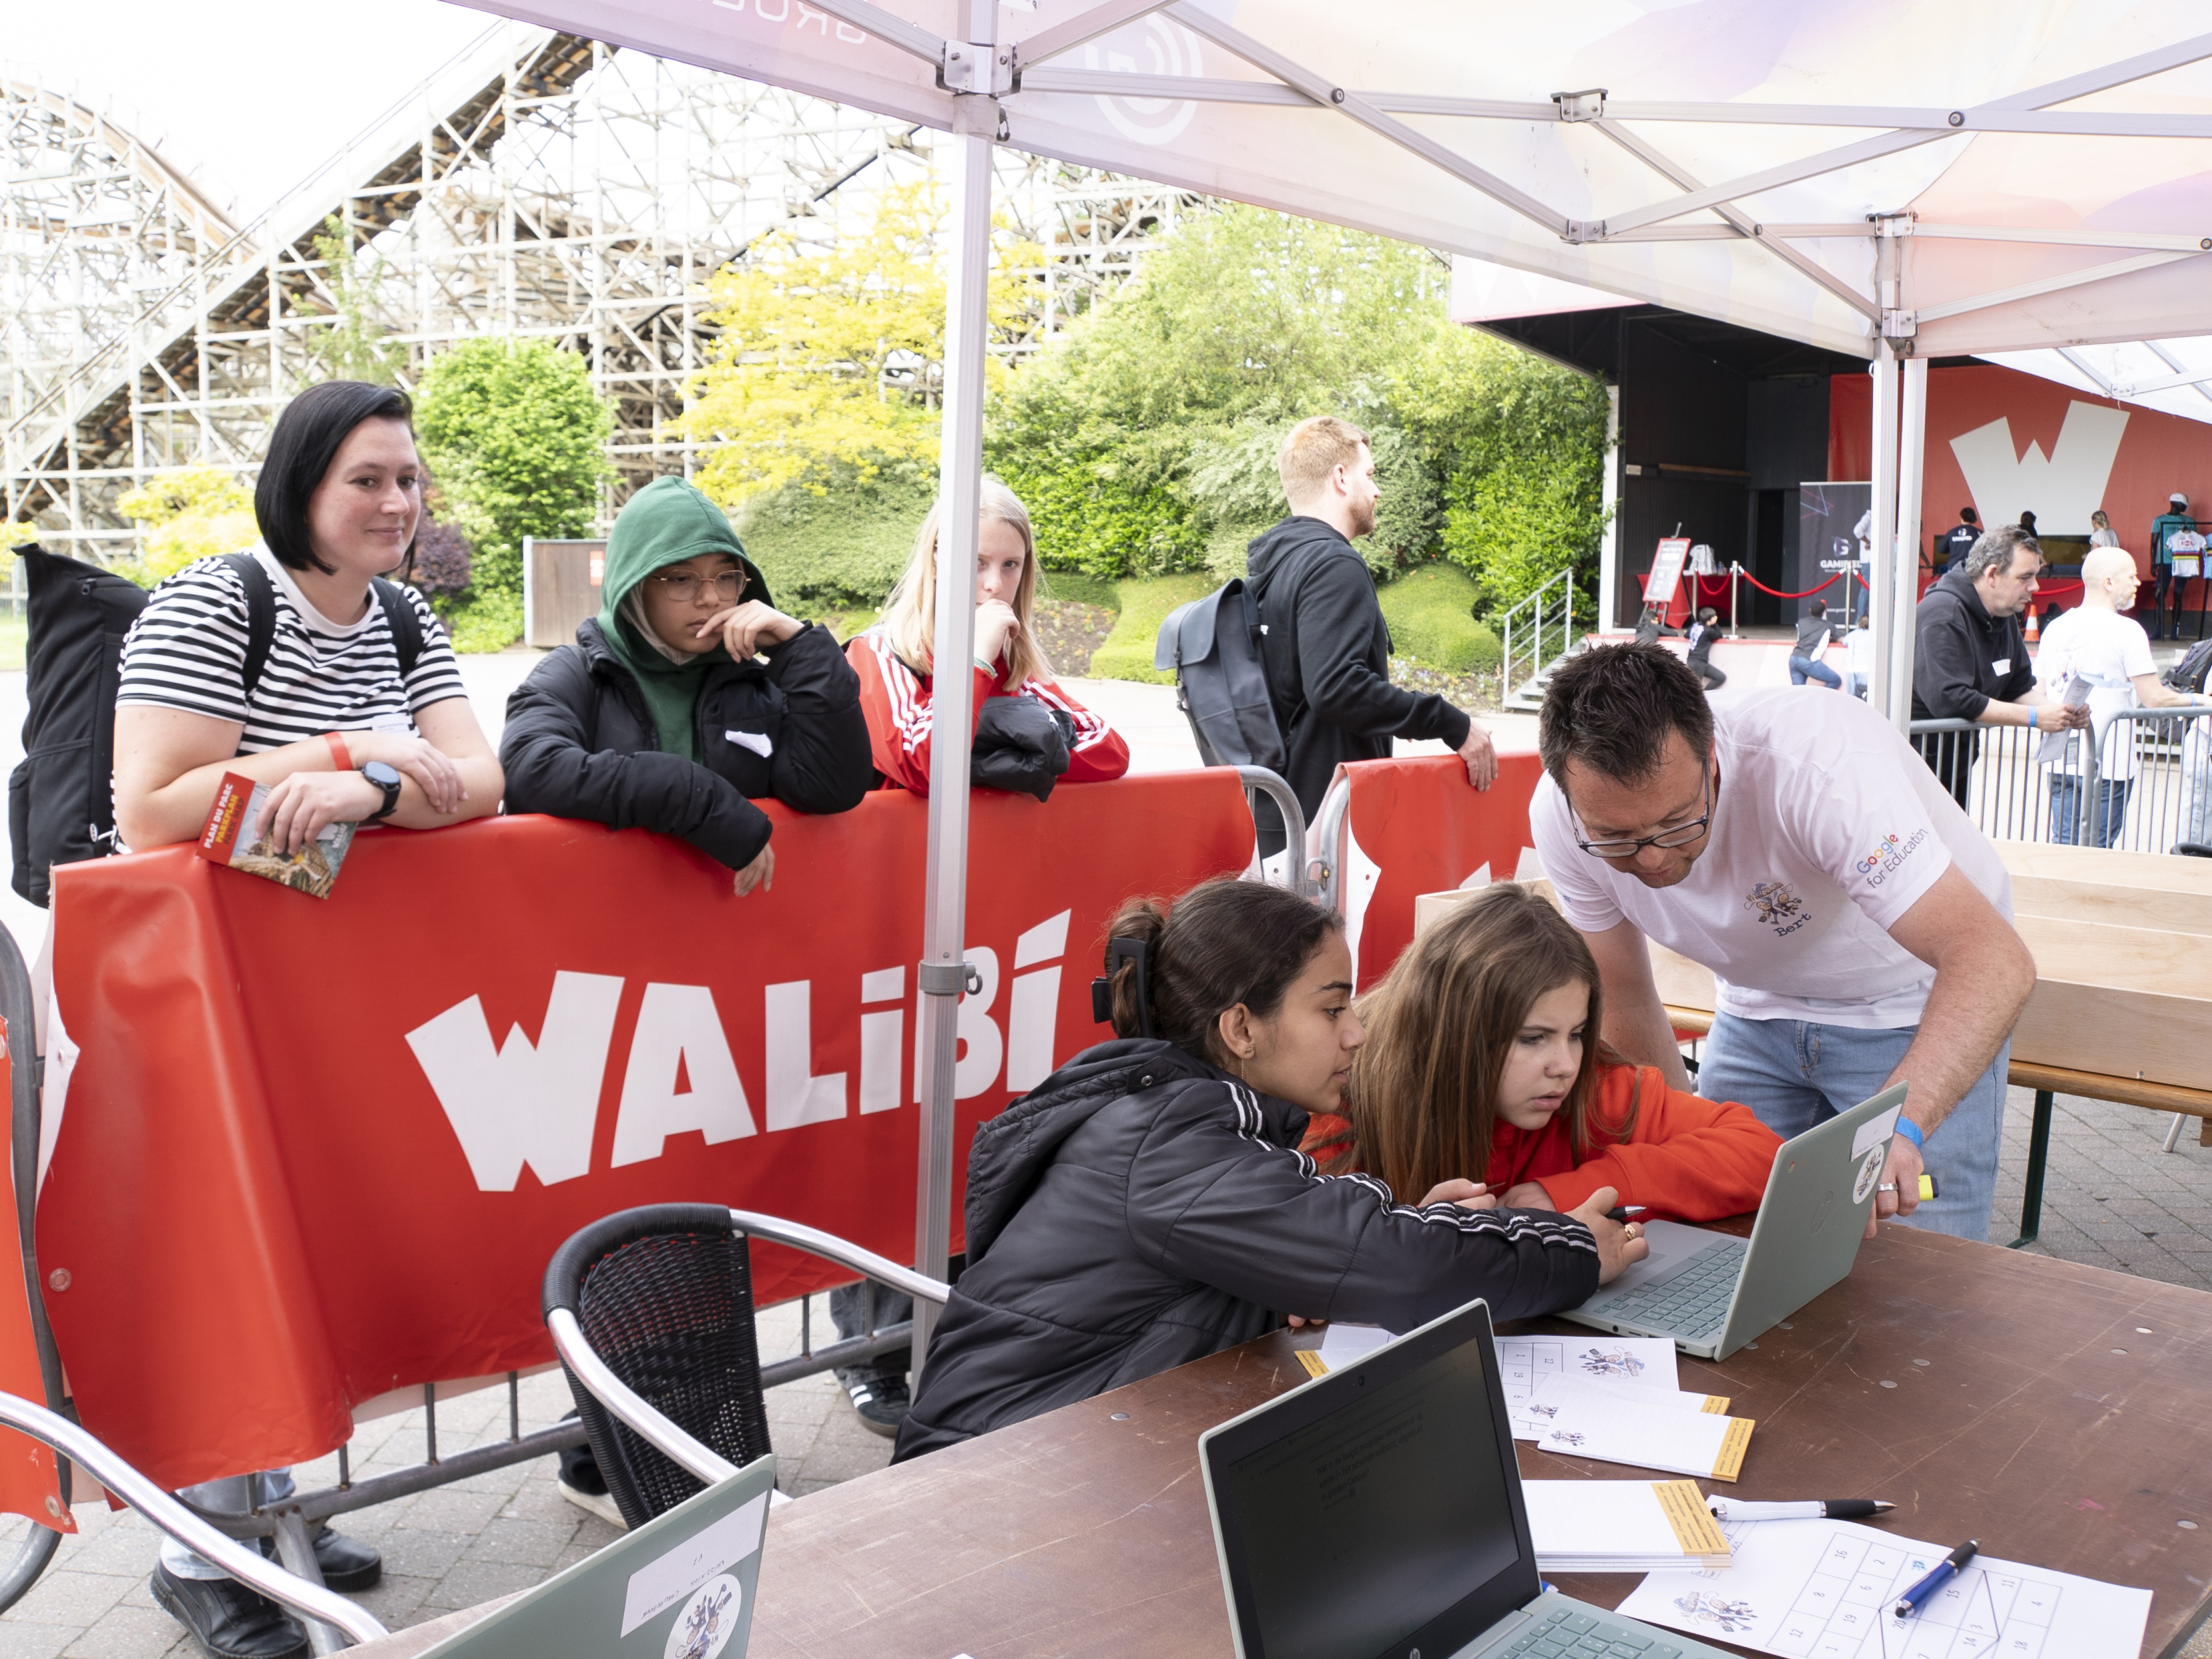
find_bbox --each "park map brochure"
[197,772,356,899]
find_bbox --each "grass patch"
[1086,573,1216,684]
[1378,562,1500,676]
[1036,570,1122,612]
[0,618,23,673]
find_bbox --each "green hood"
[595,477,772,760]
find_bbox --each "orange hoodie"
[1305,1063,1784,1223]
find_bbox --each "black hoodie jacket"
[500,616,874,870]
[1911,566,2034,723]
[1244,517,1474,844]
[893,1038,1600,1461]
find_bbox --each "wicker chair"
[542,1205,950,1527]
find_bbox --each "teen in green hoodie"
[500,476,873,892]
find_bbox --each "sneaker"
[558,1476,628,1529]
[257,1525,382,1592]
[844,1373,910,1438]
[151,1564,308,1659]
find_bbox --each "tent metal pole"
[912,35,998,1375]
[1598,383,1620,631]
[1868,343,1902,724]
[1894,356,1928,735]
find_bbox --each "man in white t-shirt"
[2034,546,2209,847]
[1531,644,2035,1241]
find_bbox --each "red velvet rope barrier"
[1736,569,1845,599]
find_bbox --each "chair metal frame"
[546,1208,952,1485]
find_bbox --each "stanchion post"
[1728,561,1740,639]
[912,8,1000,1375]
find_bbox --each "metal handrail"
[1309,775,1351,914]
[0,1392,388,1647]
[2075,703,2212,853]
[1232,766,1308,897]
[1498,567,1575,704]
[550,1211,954,1490]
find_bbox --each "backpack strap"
[372,578,425,679]
[221,553,279,698]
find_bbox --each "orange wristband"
[323,732,354,772]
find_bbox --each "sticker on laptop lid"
[664,1574,742,1659]
[622,1491,767,1638]
[1852,1146,1885,1205]
[1851,1103,1902,1159]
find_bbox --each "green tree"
[304,216,405,385]
[115,466,258,585]
[415,337,612,649]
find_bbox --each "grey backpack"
[1154,578,1285,770]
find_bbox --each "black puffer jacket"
[500,617,873,869]
[893,1038,1601,1461]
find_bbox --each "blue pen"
[1891,1540,1978,1620]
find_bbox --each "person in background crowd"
[1844,614,1875,699]
[1684,606,1725,690]
[2089,508,2120,549]
[2035,546,2209,847]
[1532,643,2034,1244]
[501,476,874,900]
[1305,884,1783,1222]
[842,476,1128,1437]
[1936,506,1980,574]
[1244,416,1495,859]
[893,878,1645,1461]
[2018,509,2039,541]
[2152,492,2197,640]
[1910,525,2087,809]
[849,476,1128,803]
[1788,598,1842,688]
[110,379,502,1659]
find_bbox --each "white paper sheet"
[1617,1519,2152,1659]
[1521,1377,1751,1480]
[1497,1336,1685,1436]
[1313,1323,1394,1371]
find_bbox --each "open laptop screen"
[1207,1306,1532,1659]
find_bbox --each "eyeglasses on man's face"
[652,569,746,602]
[1571,767,1714,860]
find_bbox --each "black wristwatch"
[359,761,403,822]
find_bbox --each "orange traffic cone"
[2024,608,2039,643]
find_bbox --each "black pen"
[1708,1498,1895,1522]
[1892,1540,1979,1620]
[1606,1206,1647,1222]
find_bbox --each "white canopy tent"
[451,0,2212,1356]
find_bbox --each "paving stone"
[418,1558,551,1612]
[461,1519,575,1571]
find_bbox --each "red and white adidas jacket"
[847,630,1131,796]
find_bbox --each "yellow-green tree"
[681,183,1040,509]
[116,467,258,585]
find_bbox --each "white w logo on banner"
[1949,402,2128,531]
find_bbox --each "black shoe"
[844,1373,910,1438]
[258,1525,383,1592]
[151,1565,308,1659]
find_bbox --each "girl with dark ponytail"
[895,877,1646,1462]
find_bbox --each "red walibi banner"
[1831,362,2212,598]
[28,753,1530,1496]
[0,1023,64,1532]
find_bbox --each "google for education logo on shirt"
[1745,881,1808,937]
[1855,828,1927,889]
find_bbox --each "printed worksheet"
[1496,1336,1690,1436]
[1520,1377,1753,1481]
[1616,1520,2152,1659]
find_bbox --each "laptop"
[417,1454,776,1659]
[1561,1084,1906,1359]
[1200,1297,1734,1659]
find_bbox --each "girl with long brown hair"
[1312,884,1782,1220]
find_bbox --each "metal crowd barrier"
[1908,708,2212,855]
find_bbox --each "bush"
[442,591,523,654]
[404,516,473,596]
[115,466,257,586]
[1377,562,1501,675]
[1085,573,1216,684]
[730,469,933,614]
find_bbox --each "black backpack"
[1153,578,1285,771]
[2165,636,2212,695]
[8,546,424,906]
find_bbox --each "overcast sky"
[5,0,505,224]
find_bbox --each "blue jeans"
[1788,655,1841,688]
[1697,1013,2006,1243]
[1845,672,1868,700]
[160,1470,295,1581]
[2048,774,2131,847]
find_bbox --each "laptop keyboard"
[1592,1239,1747,1338]
[1496,1604,1692,1659]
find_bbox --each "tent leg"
[1893,356,1926,727]
[912,88,998,1378]
[1867,344,1902,726]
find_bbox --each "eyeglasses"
[651,569,745,601]
[1571,768,1714,860]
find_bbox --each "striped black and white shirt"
[115,547,467,753]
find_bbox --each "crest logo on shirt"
[1744,881,1804,931]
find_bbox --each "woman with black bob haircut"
[893,877,1646,1462]
[113,378,501,855]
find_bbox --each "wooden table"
[347,1226,2212,1659]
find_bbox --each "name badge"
[1992,658,2012,676]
